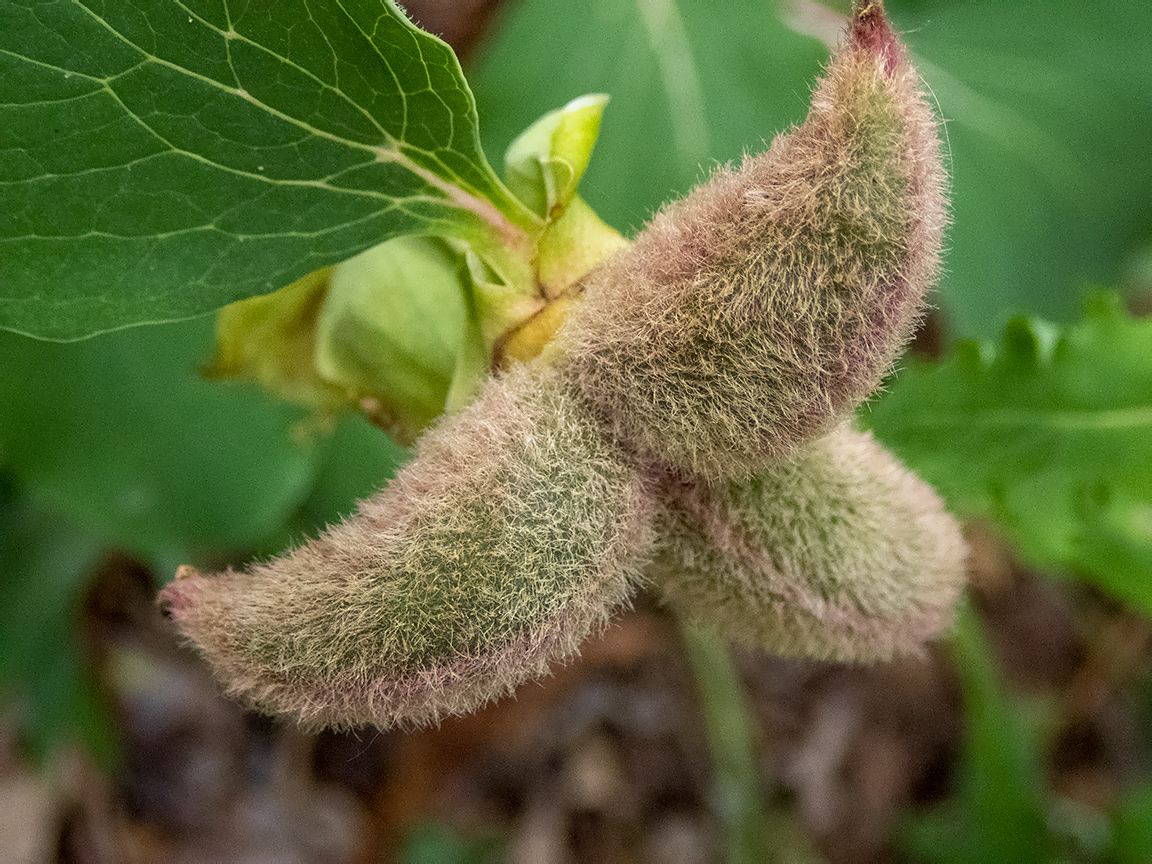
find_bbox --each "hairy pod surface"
[564,2,947,479]
[160,365,655,730]
[650,426,967,662]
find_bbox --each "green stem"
[679,619,775,863]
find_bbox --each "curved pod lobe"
[564,2,947,479]
[650,426,967,662]
[161,365,655,729]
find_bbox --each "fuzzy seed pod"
[650,426,966,662]
[564,2,947,479]
[160,365,655,730]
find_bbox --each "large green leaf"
[0,0,537,339]
[866,294,1152,615]
[0,319,319,566]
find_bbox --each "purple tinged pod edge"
[563,0,948,479]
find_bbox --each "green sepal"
[208,268,347,414]
[486,96,628,364]
[495,195,629,366]
[537,195,628,296]
[504,94,611,220]
[314,236,472,442]
[209,235,484,442]
[445,252,497,414]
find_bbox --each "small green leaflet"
[867,293,1152,616]
[0,0,537,340]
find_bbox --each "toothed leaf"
[867,293,1152,615]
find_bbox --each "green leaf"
[865,293,1152,616]
[0,477,114,761]
[0,318,318,565]
[468,0,828,235]
[888,0,1152,335]
[1,0,537,339]
[444,248,496,412]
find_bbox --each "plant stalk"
[679,619,775,863]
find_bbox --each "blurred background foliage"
[1,0,1150,859]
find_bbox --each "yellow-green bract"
[563,4,947,479]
